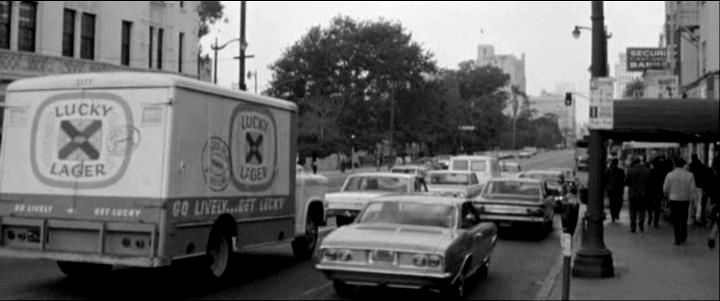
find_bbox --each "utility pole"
[572,0,614,278]
[213,38,218,84]
[239,1,247,91]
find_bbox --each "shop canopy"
[584,99,719,144]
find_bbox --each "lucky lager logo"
[229,105,277,191]
[31,92,135,189]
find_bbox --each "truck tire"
[57,261,112,279]
[292,215,318,260]
[206,230,234,280]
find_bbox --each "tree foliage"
[623,78,645,99]
[197,1,224,38]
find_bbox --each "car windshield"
[358,201,456,228]
[343,176,409,192]
[428,173,470,185]
[483,181,541,198]
[501,164,521,172]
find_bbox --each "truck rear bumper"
[0,248,166,267]
[0,216,166,267]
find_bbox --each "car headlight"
[413,254,428,267]
[323,249,338,261]
[338,249,353,262]
[428,255,443,268]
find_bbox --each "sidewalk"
[547,206,719,300]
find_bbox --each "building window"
[0,1,10,49]
[80,13,95,59]
[148,26,154,68]
[121,21,132,66]
[62,9,75,57]
[18,1,37,52]
[178,32,184,73]
[157,28,163,69]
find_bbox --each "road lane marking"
[300,281,333,299]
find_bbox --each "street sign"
[589,77,614,129]
[561,233,572,257]
[647,75,679,99]
[626,47,668,71]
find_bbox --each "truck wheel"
[292,216,318,260]
[57,261,112,279]
[206,230,234,280]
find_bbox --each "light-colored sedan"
[473,178,555,233]
[316,195,497,298]
[426,170,484,199]
[326,173,429,226]
[499,161,522,178]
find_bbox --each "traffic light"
[565,92,573,106]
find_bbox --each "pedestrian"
[626,157,652,233]
[311,153,318,174]
[663,157,697,246]
[605,158,626,223]
[648,156,669,227]
[707,155,719,249]
[688,154,712,226]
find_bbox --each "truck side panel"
[162,88,295,260]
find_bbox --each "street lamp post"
[212,37,241,84]
[571,1,614,278]
[239,0,247,91]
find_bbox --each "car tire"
[57,261,112,279]
[442,272,466,299]
[477,258,490,280]
[292,215,318,260]
[333,280,354,297]
[205,229,235,280]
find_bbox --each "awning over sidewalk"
[606,99,719,143]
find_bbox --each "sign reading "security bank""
[626,47,668,71]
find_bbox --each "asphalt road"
[0,149,576,300]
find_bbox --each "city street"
[0,150,575,300]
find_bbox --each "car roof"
[348,172,418,179]
[487,177,542,184]
[523,169,563,175]
[370,194,466,206]
[427,170,474,175]
[392,165,427,170]
[451,155,495,160]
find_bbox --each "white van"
[0,72,326,280]
[449,155,501,186]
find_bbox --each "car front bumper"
[316,264,452,291]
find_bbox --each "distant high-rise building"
[614,53,642,98]
[476,44,526,93]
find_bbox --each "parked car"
[412,157,445,170]
[547,167,578,194]
[391,164,431,179]
[326,173,429,226]
[516,169,572,212]
[426,170,484,199]
[473,178,555,233]
[576,154,589,171]
[449,155,502,187]
[316,195,497,298]
[433,155,451,170]
[499,161,522,178]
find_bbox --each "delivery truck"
[0,72,327,280]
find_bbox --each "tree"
[197,1,224,38]
[623,79,645,99]
[267,16,438,155]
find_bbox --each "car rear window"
[429,173,470,185]
[471,160,487,172]
[359,201,456,228]
[344,176,409,192]
[484,181,540,197]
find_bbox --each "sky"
[203,1,666,125]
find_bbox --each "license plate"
[373,250,394,262]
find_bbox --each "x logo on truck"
[58,120,102,160]
[245,133,263,164]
